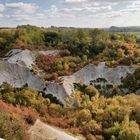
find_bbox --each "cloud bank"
[0,0,140,27]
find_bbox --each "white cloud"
[0,13,3,18]
[50,6,73,17]
[64,0,86,3]
[0,4,5,12]
[0,2,38,24]
[6,14,30,21]
[5,2,38,14]
[49,5,58,13]
[0,0,140,27]
[127,1,140,8]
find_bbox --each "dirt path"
[29,120,80,140]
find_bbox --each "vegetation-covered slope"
[0,83,140,140]
[0,25,140,140]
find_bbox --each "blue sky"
[0,0,140,27]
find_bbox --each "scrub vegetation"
[0,25,140,140]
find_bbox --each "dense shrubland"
[0,82,49,113]
[0,82,140,140]
[36,53,89,81]
[0,25,139,58]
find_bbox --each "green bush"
[85,85,100,98]
[85,120,101,134]
[16,88,36,107]
[69,62,77,68]
[2,92,16,104]
[77,109,92,124]
[118,121,140,140]
[105,116,140,140]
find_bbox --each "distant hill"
[106,26,140,32]
[1,25,140,32]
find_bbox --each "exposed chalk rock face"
[0,61,45,90]
[3,49,35,69]
[45,83,71,103]
[45,79,75,104]
[73,62,136,85]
